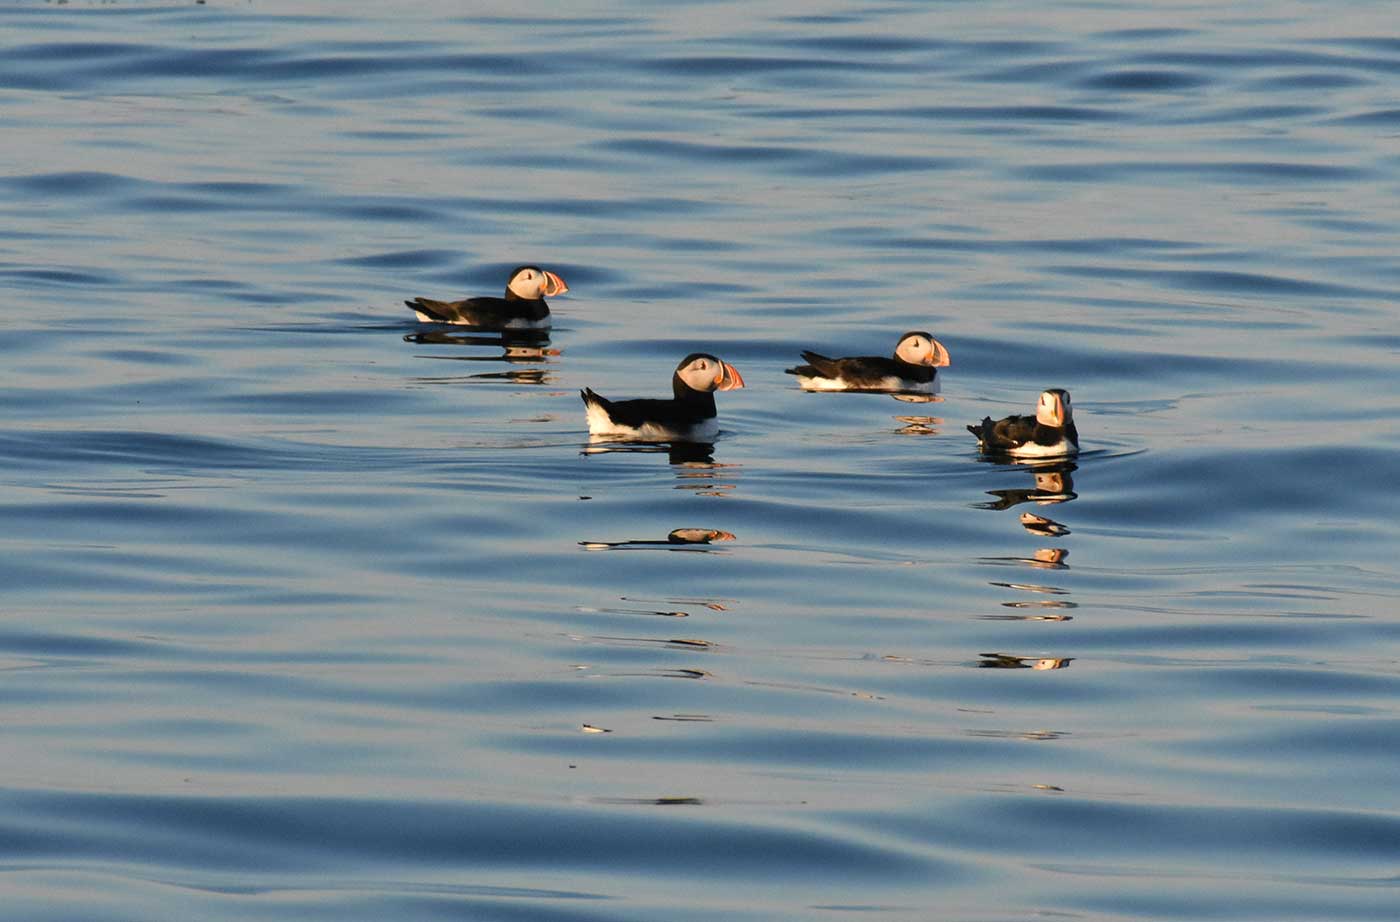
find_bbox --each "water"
[2,1,1399,918]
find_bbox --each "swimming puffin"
[967,389,1079,458]
[404,265,568,328]
[785,331,950,392]
[581,353,745,441]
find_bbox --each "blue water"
[2,2,1400,919]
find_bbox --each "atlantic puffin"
[967,388,1079,458]
[581,353,745,441]
[404,265,568,328]
[785,331,950,392]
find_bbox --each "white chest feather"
[585,404,718,442]
[1009,437,1077,459]
[795,374,933,393]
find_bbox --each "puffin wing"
[968,413,1038,451]
[825,355,902,388]
[788,351,845,379]
[406,296,511,326]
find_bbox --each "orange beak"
[929,337,951,368]
[543,271,568,297]
[716,361,745,391]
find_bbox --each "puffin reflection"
[1001,599,1076,610]
[672,458,740,495]
[978,653,1073,670]
[582,440,724,466]
[580,528,737,551]
[581,440,740,495]
[893,414,942,435]
[977,461,1077,510]
[982,547,1070,571]
[404,328,552,350]
[1032,547,1068,567]
[404,330,560,384]
[979,610,1073,621]
[975,459,1080,629]
[1020,512,1069,537]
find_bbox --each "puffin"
[405,265,568,328]
[785,330,950,392]
[581,353,745,441]
[967,388,1079,458]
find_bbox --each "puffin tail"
[580,388,614,435]
[797,351,841,378]
[967,418,993,443]
[406,298,448,322]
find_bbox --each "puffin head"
[894,331,951,368]
[1035,388,1073,428]
[506,265,569,300]
[675,353,745,394]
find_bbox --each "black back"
[786,351,934,386]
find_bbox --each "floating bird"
[968,388,1078,458]
[405,264,568,328]
[786,330,949,392]
[581,353,745,441]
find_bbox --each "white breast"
[795,374,933,393]
[1009,437,1077,459]
[585,405,718,442]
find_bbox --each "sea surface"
[2,1,1399,919]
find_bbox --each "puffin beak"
[929,338,951,368]
[716,362,745,391]
[543,271,568,297]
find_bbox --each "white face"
[676,356,745,393]
[895,333,950,367]
[1035,390,1071,427]
[507,268,567,300]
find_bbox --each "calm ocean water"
[2,1,1399,919]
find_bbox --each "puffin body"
[405,265,567,328]
[968,388,1079,458]
[581,353,745,442]
[786,331,950,392]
